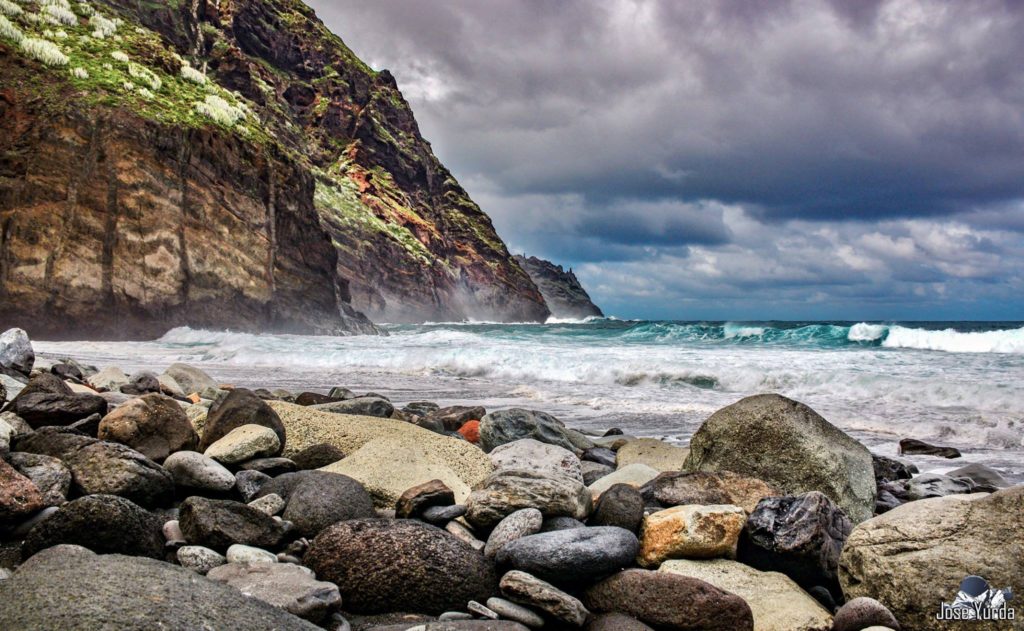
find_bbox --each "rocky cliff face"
[514,256,603,319]
[0,0,548,338]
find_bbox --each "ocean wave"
[881,325,1024,353]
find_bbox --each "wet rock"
[292,443,346,470]
[479,409,576,453]
[484,508,543,559]
[616,439,690,472]
[684,394,876,523]
[874,489,903,514]
[738,492,852,594]
[283,471,376,537]
[871,454,916,484]
[120,371,162,395]
[0,458,44,529]
[947,463,1009,489]
[0,328,34,377]
[21,494,163,558]
[179,496,289,551]
[583,569,754,631]
[395,479,456,519]
[839,486,1024,631]
[312,397,395,418]
[304,518,498,615]
[581,447,616,468]
[205,424,282,464]
[50,362,84,382]
[466,469,592,529]
[208,561,342,623]
[581,461,614,486]
[426,405,486,432]
[640,470,780,513]
[0,547,319,630]
[6,373,108,428]
[499,570,589,627]
[98,393,198,461]
[490,439,583,482]
[638,504,746,566]
[831,597,900,631]
[164,363,218,397]
[659,559,833,631]
[164,450,236,492]
[6,452,71,506]
[589,483,644,533]
[177,545,226,574]
[898,438,960,459]
[199,388,286,453]
[905,472,974,499]
[497,526,639,587]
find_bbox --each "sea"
[34,319,1024,483]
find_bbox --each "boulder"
[16,430,174,507]
[0,328,33,376]
[582,447,617,468]
[0,547,319,630]
[641,470,780,513]
[50,363,84,382]
[21,494,163,558]
[947,463,1009,489]
[6,452,71,506]
[178,496,289,551]
[86,366,129,392]
[282,471,376,537]
[403,401,441,417]
[312,397,395,418]
[898,438,960,459]
[905,473,974,499]
[6,373,108,428]
[426,405,486,432]
[659,559,833,631]
[158,374,185,397]
[589,483,644,533]
[97,393,198,461]
[304,518,498,615]
[120,371,162,396]
[871,454,916,484]
[207,562,342,623]
[839,486,1024,631]
[588,463,660,498]
[738,492,852,595]
[499,570,589,627]
[177,545,227,574]
[582,461,614,485]
[466,469,592,529]
[0,376,23,404]
[684,394,876,523]
[831,597,900,631]
[616,438,690,472]
[205,424,281,464]
[484,508,544,559]
[199,389,285,452]
[292,443,346,470]
[479,409,576,453]
[270,402,492,496]
[395,479,455,519]
[496,526,639,586]
[322,437,472,508]
[638,504,746,567]
[163,450,236,492]
[164,363,218,396]
[489,438,583,482]
[0,458,44,529]
[583,569,754,630]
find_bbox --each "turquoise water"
[35,319,1024,481]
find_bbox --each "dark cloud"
[308,0,1024,318]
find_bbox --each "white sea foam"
[847,322,888,341]
[882,325,1024,353]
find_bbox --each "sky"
[307,0,1024,321]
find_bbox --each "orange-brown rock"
[638,504,747,567]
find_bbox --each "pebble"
[176,545,226,574]
[163,451,236,492]
[12,505,59,537]
[248,493,286,516]
[439,611,474,621]
[446,520,486,551]
[234,470,271,502]
[485,508,543,559]
[226,544,278,564]
[486,597,545,628]
[421,504,467,525]
[162,520,185,545]
[468,601,499,619]
[204,424,281,465]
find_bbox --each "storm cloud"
[308,0,1024,319]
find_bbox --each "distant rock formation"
[514,256,603,319]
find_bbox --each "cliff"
[0,0,548,339]
[514,256,603,319]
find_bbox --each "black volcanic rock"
[514,256,603,319]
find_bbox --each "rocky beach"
[0,325,1021,631]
